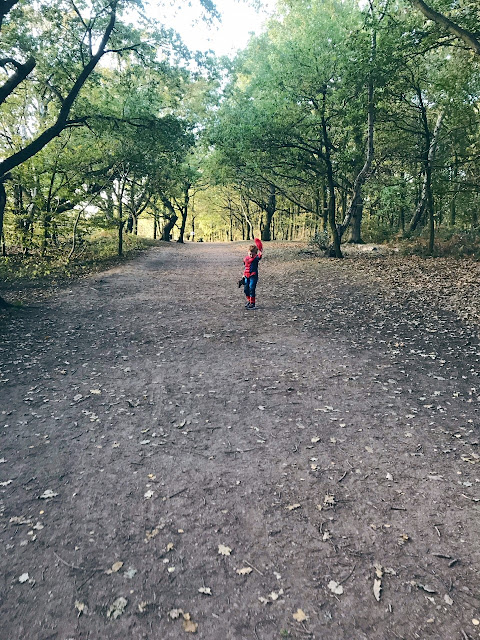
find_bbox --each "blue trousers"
[244,275,258,299]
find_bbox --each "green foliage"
[0,232,155,285]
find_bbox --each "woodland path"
[0,241,479,640]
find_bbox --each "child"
[243,243,262,309]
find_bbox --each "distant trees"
[2,0,480,297]
[0,0,219,295]
[205,0,480,255]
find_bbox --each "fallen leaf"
[166,542,174,552]
[293,608,307,622]
[90,389,101,395]
[144,490,154,499]
[0,480,12,486]
[106,561,123,574]
[168,608,183,619]
[75,601,86,616]
[198,587,212,595]
[39,489,58,499]
[328,580,344,595]
[444,594,453,606]
[365,446,374,453]
[286,504,301,511]
[373,578,382,601]
[145,527,160,541]
[236,567,253,575]
[106,597,128,619]
[18,573,29,583]
[311,436,320,443]
[124,567,137,579]
[218,544,232,556]
[183,618,198,633]
[374,563,383,579]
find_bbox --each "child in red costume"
[243,241,262,309]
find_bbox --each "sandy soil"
[0,241,479,640]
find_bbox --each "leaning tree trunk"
[159,196,178,241]
[261,184,276,242]
[338,30,376,244]
[0,180,5,248]
[321,92,342,258]
[407,111,444,235]
[0,180,10,308]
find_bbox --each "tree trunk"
[349,194,364,244]
[0,180,10,307]
[410,0,480,56]
[177,183,190,244]
[407,111,444,235]
[321,91,342,258]
[0,181,5,245]
[338,29,376,244]
[159,197,177,241]
[261,184,276,242]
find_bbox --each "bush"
[0,231,156,286]
[307,230,329,251]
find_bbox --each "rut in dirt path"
[1,241,479,640]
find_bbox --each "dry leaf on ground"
[218,544,232,556]
[373,578,382,601]
[328,580,344,595]
[106,597,128,619]
[75,601,86,616]
[293,608,307,622]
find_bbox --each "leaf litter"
[2,242,480,640]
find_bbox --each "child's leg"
[244,278,251,303]
[250,276,258,307]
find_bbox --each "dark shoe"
[245,301,251,307]
[247,303,256,309]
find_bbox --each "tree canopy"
[2,0,480,287]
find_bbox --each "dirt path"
[1,241,479,640]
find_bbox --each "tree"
[409,0,480,55]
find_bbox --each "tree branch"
[0,2,118,178]
[410,0,480,56]
[0,56,35,106]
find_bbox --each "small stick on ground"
[244,559,264,576]
[53,551,83,571]
[338,563,356,585]
[168,487,187,499]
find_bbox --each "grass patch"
[0,233,158,294]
